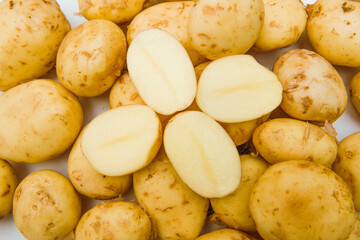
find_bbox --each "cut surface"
[81,105,162,176]
[196,55,282,123]
[164,111,241,198]
[127,28,197,115]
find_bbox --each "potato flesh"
[127,28,197,115]
[164,111,241,198]
[196,55,282,123]
[81,105,161,176]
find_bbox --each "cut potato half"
[81,105,162,176]
[196,55,282,123]
[164,111,241,198]
[127,28,197,115]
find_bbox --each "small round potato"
[306,0,360,67]
[0,0,70,91]
[78,0,146,25]
[253,0,307,52]
[273,49,347,124]
[333,132,360,211]
[75,201,152,240]
[68,128,132,200]
[57,19,127,97]
[250,160,356,240]
[0,79,83,163]
[350,72,360,114]
[13,170,81,240]
[0,160,17,218]
[195,228,257,240]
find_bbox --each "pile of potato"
[1,0,360,239]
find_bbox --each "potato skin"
[306,0,360,67]
[13,170,81,240]
[273,49,347,124]
[0,79,83,163]
[211,155,269,232]
[133,148,209,240]
[0,160,17,218]
[250,160,356,240]
[75,201,152,240]
[253,118,337,167]
[0,0,70,91]
[57,19,127,97]
[195,228,257,240]
[351,72,360,114]
[68,128,132,200]
[333,132,360,211]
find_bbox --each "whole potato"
[273,49,347,124]
[188,0,264,60]
[253,0,307,52]
[68,128,132,200]
[307,0,360,67]
[75,201,152,240]
[250,160,356,240]
[13,170,81,240]
[57,19,127,97]
[195,228,257,240]
[0,79,83,163]
[333,132,360,211]
[0,160,17,218]
[0,0,70,90]
[134,148,209,240]
[350,72,360,114]
[127,1,207,66]
[252,118,337,167]
[211,155,269,232]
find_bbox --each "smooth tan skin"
[211,155,269,232]
[0,0,70,91]
[0,160,17,218]
[351,72,360,114]
[347,214,360,240]
[75,201,152,240]
[57,19,127,97]
[127,1,207,66]
[134,149,209,240]
[250,160,356,240]
[13,170,81,240]
[273,48,347,124]
[0,79,83,163]
[333,132,360,211]
[195,228,257,240]
[253,118,337,167]
[68,128,132,200]
[307,0,360,67]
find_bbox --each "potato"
[0,0,70,91]
[127,28,196,115]
[75,201,152,240]
[253,0,307,52]
[78,0,146,25]
[333,132,360,211]
[196,55,282,123]
[273,48,347,124]
[68,128,132,200]
[127,1,207,66]
[250,160,356,240]
[195,228,257,240]
[57,19,127,97]
[164,111,241,198]
[211,155,269,232]
[252,118,337,167]
[188,0,264,60]
[133,148,209,240]
[350,72,360,114]
[306,0,360,67]
[348,214,360,240]
[81,105,162,176]
[0,160,17,218]
[13,170,81,240]
[0,79,83,163]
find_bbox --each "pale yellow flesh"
[127,28,197,115]
[164,111,241,198]
[81,105,161,176]
[196,55,283,123]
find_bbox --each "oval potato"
[350,72,360,114]
[0,160,17,218]
[195,229,257,240]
